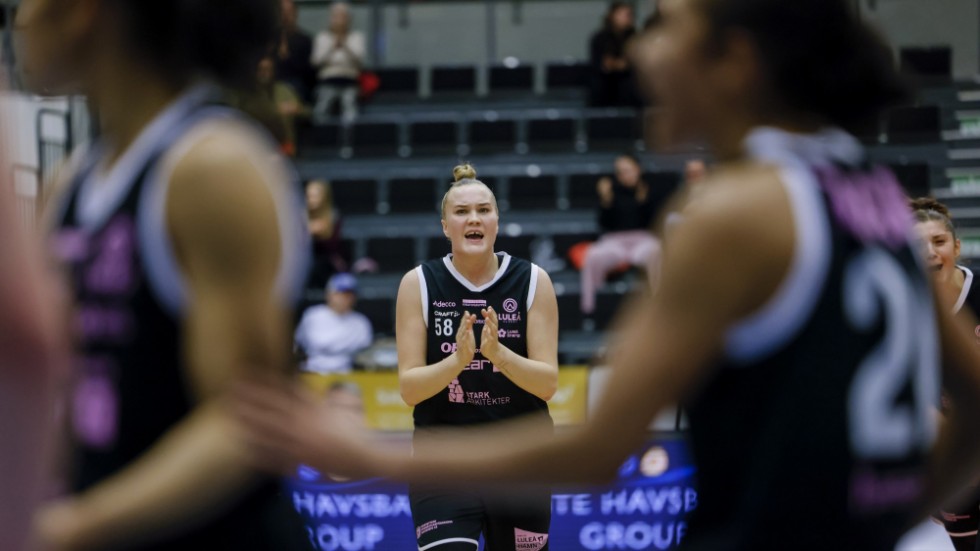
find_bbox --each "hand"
[278,35,290,59]
[232,381,377,480]
[454,311,477,368]
[597,177,614,205]
[480,306,503,365]
[278,101,300,117]
[34,498,86,551]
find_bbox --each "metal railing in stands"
[11,162,41,230]
[36,107,73,190]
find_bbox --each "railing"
[35,107,72,189]
[11,162,40,228]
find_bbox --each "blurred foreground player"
[0,168,67,551]
[913,198,980,551]
[18,0,312,548]
[236,0,980,549]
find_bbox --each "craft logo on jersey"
[462,299,487,308]
[503,298,519,313]
[514,528,548,551]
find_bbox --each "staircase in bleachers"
[297,60,980,363]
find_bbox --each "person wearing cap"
[294,273,373,374]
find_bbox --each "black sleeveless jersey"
[681,129,940,551]
[51,87,311,551]
[954,266,980,320]
[413,253,552,431]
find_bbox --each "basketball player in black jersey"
[913,198,980,551]
[391,164,559,550]
[235,0,980,549]
[0,170,67,551]
[18,0,311,549]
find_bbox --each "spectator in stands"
[581,153,660,320]
[312,2,365,124]
[589,2,638,107]
[276,0,315,103]
[295,273,373,374]
[306,179,349,289]
[257,55,309,157]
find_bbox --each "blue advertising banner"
[286,434,695,551]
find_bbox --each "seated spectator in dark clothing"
[257,55,310,157]
[276,0,315,103]
[581,154,660,316]
[589,2,639,107]
[306,179,349,289]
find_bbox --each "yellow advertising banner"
[301,365,589,431]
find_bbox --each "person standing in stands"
[580,153,661,322]
[294,273,373,375]
[392,164,558,550]
[311,2,365,124]
[589,1,638,107]
[18,0,312,548]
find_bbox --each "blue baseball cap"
[327,272,358,293]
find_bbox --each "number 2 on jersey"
[434,318,454,337]
[844,248,939,460]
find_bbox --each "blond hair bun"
[453,163,477,182]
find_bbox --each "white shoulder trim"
[418,538,480,550]
[723,164,833,363]
[527,264,540,311]
[416,265,429,327]
[138,116,308,316]
[442,252,512,292]
[953,266,974,314]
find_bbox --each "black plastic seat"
[388,177,439,214]
[546,62,590,90]
[489,65,534,93]
[586,114,641,151]
[469,120,517,154]
[357,297,396,336]
[528,118,577,152]
[900,46,952,85]
[330,179,379,214]
[365,237,417,274]
[887,162,931,198]
[351,122,400,157]
[409,121,459,156]
[494,234,535,259]
[885,105,940,144]
[568,173,601,209]
[431,66,477,94]
[375,67,420,95]
[508,175,558,210]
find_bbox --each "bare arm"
[480,268,559,401]
[38,128,292,550]
[924,296,980,511]
[396,270,475,406]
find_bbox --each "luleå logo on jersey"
[448,378,465,403]
[462,299,486,308]
[503,298,519,313]
[514,528,548,551]
[432,301,456,308]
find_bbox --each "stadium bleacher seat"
[431,65,477,94]
[409,121,459,156]
[586,114,641,151]
[388,177,440,214]
[568,173,602,209]
[508,175,559,210]
[494,234,536,259]
[357,296,396,336]
[331,178,379,214]
[468,120,517,154]
[375,67,420,96]
[900,46,952,84]
[545,61,590,90]
[351,122,400,157]
[489,64,534,93]
[366,236,418,274]
[888,162,931,198]
[885,105,941,144]
[528,117,578,152]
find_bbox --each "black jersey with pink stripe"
[681,128,939,551]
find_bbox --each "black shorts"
[409,485,551,551]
